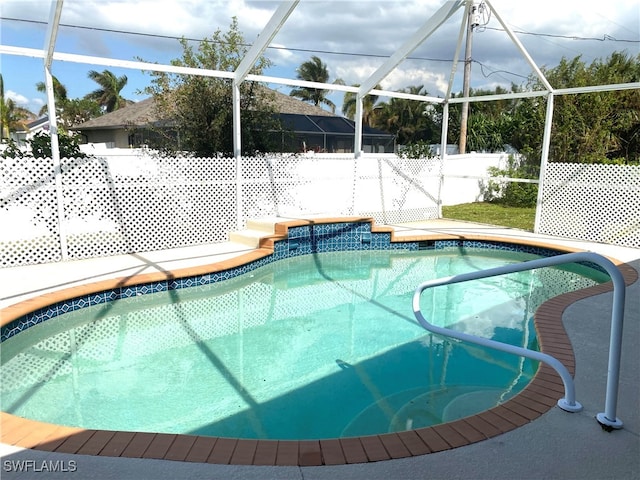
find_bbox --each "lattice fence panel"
[353,156,440,224]
[1,156,61,266]
[538,163,640,248]
[3,153,443,267]
[60,155,237,259]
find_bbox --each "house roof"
[70,97,158,130]
[265,88,335,117]
[27,116,49,130]
[71,87,335,131]
[277,113,392,136]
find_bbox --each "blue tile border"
[1,222,573,342]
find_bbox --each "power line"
[3,16,639,64]
[473,60,529,80]
[1,16,453,63]
[1,15,631,92]
[484,26,639,43]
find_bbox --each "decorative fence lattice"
[538,163,640,248]
[3,155,637,268]
[1,156,61,265]
[1,154,441,267]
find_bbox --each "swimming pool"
[0,244,607,441]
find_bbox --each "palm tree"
[1,74,34,139]
[35,76,68,116]
[372,86,437,145]
[85,69,129,112]
[0,73,6,139]
[342,84,381,126]
[289,56,343,113]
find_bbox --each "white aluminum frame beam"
[234,0,298,83]
[484,0,553,93]
[444,0,471,101]
[369,88,444,104]
[354,0,465,154]
[233,0,299,160]
[43,0,68,260]
[357,0,465,97]
[534,93,555,234]
[5,44,635,100]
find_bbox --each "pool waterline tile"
[0,221,598,342]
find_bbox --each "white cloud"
[268,43,295,64]
[384,68,449,96]
[3,91,43,115]
[5,90,30,105]
[58,0,276,54]
[1,0,637,116]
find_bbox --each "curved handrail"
[412,251,626,428]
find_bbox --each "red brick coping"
[1,217,637,466]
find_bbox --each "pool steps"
[228,217,302,247]
[229,219,278,247]
[228,229,270,248]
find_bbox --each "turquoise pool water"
[0,248,607,440]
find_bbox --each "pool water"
[0,248,607,440]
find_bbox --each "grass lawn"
[442,202,536,231]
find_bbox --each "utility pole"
[459,2,480,154]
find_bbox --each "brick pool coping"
[1,217,637,466]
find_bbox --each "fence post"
[236,154,243,231]
[534,92,554,234]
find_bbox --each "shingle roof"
[70,97,158,130]
[72,87,335,130]
[265,88,335,117]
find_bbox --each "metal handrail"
[412,251,626,429]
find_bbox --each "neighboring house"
[9,115,48,145]
[71,88,395,154]
[70,98,157,149]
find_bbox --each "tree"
[35,76,102,129]
[397,140,435,159]
[372,86,438,145]
[60,98,104,128]
[289,56,343,113]
[523,51,640,164]
[0,99,33,139]
[141,17,280,156]
[35,76,68,116]
[453,85,523,153]
[342,84,381,126]
[85,69,130,112]
[1,75,34,140]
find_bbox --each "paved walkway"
[1,220,638,479]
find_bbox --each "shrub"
[0,132,87,159]
[482,154,538,207]
[397,140,436,159]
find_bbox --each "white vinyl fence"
[0,153,447,267]
[1,152,637,267]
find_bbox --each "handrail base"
[596,412,623,430]
[558,398,583,413]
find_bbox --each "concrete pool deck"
[1,219,639,479]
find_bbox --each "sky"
[1,0,639,117]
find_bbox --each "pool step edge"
[228,229,271,248]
